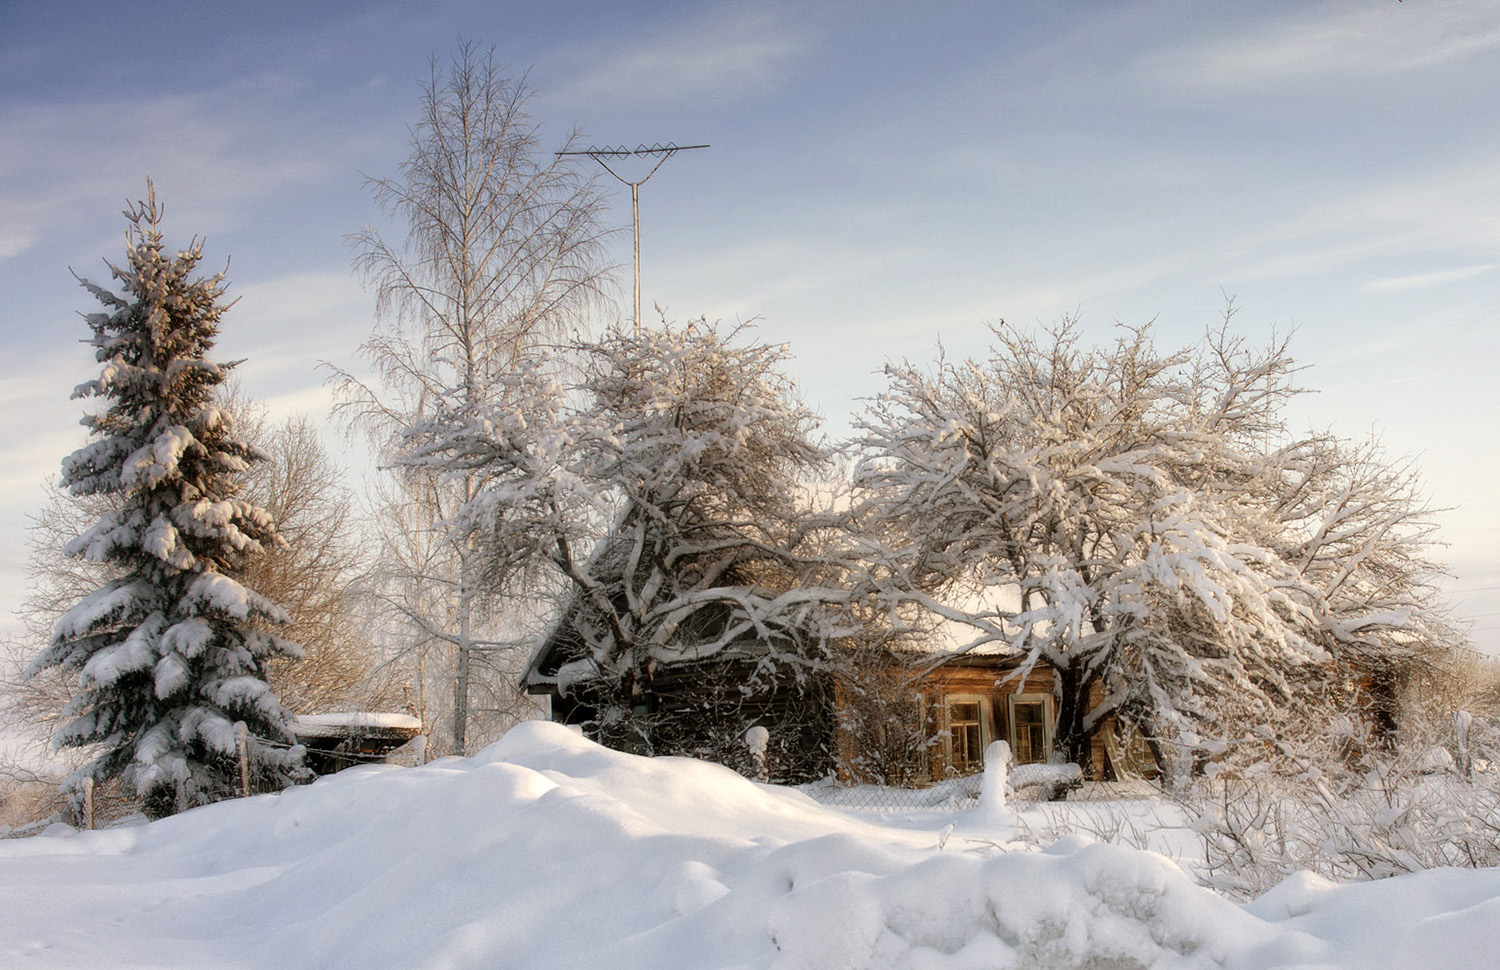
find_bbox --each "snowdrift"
[2,721,1498,969]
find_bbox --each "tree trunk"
[451,476,478,757]
[1365,660,1402,751]
[452,551,471,757]
[1052,661,1093,773]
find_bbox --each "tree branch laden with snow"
[26,184,305,818]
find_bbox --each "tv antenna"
[558,142,709,332]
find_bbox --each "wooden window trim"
[941,693,992,776]
[1006,692,1054,765]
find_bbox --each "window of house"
[943,695,989,775]
[1007,694,1053,765]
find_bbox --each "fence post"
[745,726,770,783]
[979,740,1010,817]
[235,721,250,798]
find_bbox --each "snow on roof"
[898,583,1031,657]
[290,712,422,739]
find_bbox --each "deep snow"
[2,721,1498,970]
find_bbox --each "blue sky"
[3,0,1498,652]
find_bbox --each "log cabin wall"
[834,658,1119,783]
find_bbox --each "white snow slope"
[2,721,1498,970]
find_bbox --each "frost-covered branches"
[402,321,849,745]
[854,319,1460,773]
[232,408,401,716]
[331,45,614,754]
[566,326,840,681]
[337,41,613,433]
[26,186,303,818]
[1182,703,1500,898]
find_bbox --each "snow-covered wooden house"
[522,590,838,784]
[523,608,1142,786]
[519,523,1144,786]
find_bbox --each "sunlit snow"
[1,722,1496,969]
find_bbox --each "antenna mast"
[558,142,709,332]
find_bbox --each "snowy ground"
[2,722,1499,970]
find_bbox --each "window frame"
[941,693,992,776]
[1005,692,1054,765]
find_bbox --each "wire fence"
[796,773,1164,813]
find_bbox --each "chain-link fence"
[797,773,1162,812]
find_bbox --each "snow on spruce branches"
[27,185,304,818]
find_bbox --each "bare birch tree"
[332,42,614,754]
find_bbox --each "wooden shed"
[292,713,423,775]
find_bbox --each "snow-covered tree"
[27,186,304,819]
[402,321,849,758]
[333,42,613,754]
[854,319,1460,773]
[4,408,388,824]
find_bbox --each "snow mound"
[1,721,1498,969]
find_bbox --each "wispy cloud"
[1144,0,1500,91]
[0,72,359,264]
[1366,264,1496,292]
[653,232,909,324]
[211,269,375,414]
[228,271,371,353]
[1205,159,1500,284]
[550,3,818,109]
[0,358,88,632]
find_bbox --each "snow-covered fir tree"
[28,186,305,818]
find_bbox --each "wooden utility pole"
[235,721,250,798]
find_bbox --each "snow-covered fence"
[798,760,1098,813]
[291,714,423,775]
[1009,762,1084,800]
[798,774,984,812]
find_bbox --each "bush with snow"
[1178,707,1500,899]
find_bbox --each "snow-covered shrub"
[830,640,934,787]
[587,656,836,784]
[1182,705,1500,899]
